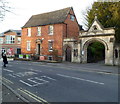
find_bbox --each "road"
[2,60,119,103]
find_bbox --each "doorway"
[37,44,40,55]
[65,46,72,62]
[87,42,105,63]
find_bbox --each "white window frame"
[17,37,21,44]
[48,41,53,52]
[37,27,41,36]
[0,38,3,44]
[48,25,54,35]
[27,28,31,37]
[6,35,15,44]
[27,41,31,51]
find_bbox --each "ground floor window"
[48,56,53,60]
[17,48,21,54]
[27,41,31,51]
[74,49,78,57]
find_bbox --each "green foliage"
[86,2,120,43]
[88,42,105,62]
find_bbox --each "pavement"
[2,84,28,104]
[45,61,119,75]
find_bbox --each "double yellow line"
[18,88,49,104]
[2,77,14,84]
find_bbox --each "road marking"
[19,80,33,87]
[27,78,42,86]
[29,68,42,72]
[15,74,22,77]
[28,78,39,84]
[18,88,49,104]
[8,74,16,78]
[24,89,49,103]
[41,76,56,81]
[2,77,14,84]
[57,74,104,85]
[3,69,13,73]
[35,77,49,83]
[18,89,43,103]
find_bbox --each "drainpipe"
[64,23,68,38]
[62,23,68,61]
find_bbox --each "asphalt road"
[2,60,119,103]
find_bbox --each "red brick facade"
[0,30,21,57]
[21,7,79,60]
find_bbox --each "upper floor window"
[17,37,21,44]
[27,41,31,51]
[6,35,15,44]
[37,27,41,36]
[48,25,54,35]
[27,28,31,36]
[0,38,3,44]
[70,15,75,21]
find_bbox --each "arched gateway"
[63,16,119,65]
[80,17,115,65]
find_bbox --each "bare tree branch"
[0,0,11,21]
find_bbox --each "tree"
[0,0,11,21]
[86,2,120,43]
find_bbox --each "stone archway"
[82,38,109,64]
[78,16,115,65]
[87,42,105,63]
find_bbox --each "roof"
[0,29,22,36]
[22,7,72,28]
[86,16,114,32]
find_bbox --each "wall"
[21,24,64,59]
[1,31,21,56]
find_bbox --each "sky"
[0,0,97,33]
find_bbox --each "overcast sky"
[0,0,97,33]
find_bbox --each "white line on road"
[19,80,33,87]
[29,68,42,72]
[41,76,56,81]
[8,74,16,78]
[35,77,49,83]
[3,69,13,73]
[28,78,40,84]
[57,74,104,85]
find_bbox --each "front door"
[65,46,71,62]
[37,44,40,55]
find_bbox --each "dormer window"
[93,25,98,30]
[70,15,75,21]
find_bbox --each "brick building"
[0,29,21,57]
[21,7,79,61]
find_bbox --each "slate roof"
[0,29,22,36]
[22,7,72,28]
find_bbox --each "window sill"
[48,33,53,35]
[48,50,53,52]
